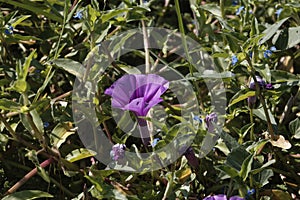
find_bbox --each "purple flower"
[248,76,264,107]
[184,147,199,169]
[249,76,266,90]
[236,6,244,15]
[105,74,169,117]
[110,143,126,161]
[275,8,283,18]
[74,10,83,19]
[231,55,238,65]
[204,194,227,200]
[265,83,274,89]
[205,112,218,133]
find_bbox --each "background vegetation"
[0,0,300,199]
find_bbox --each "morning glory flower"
[105,74,169,117]
[110,143,126,161]
[236,6,244,15]
[203,194,244,200]
[275,8,283,18]
[205,112,218,133]
[74,10,83,19]
[231,55,238,65]
[105,74,169,145]
[4,26,13,35]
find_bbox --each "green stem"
[141,20,151,73]
[220,0,225,19]
[0,114,18,140]
[245,53,276,140]
[249,108,254,141]
[174,0,193,76]
[54,0,68,59]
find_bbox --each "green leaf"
[0,99,21,111]
[253,108,277,125]
[2,190,53,200]
[187,71,235,79]
[216,165,239,178]
[10,15,31,27]
[259,17,289,45]
[101,8,131,23]
[52,58,84,79]
[200,4,221,17]
[259,169,274,187]
[270,70,300,83]
[289,118,300,139]
[50,122,75,148]
[65,148,97,163]
[22,50,36,81]
[12,80,28,93]
[226,146,250,171]
[228,90,256,107]
[252,159,276,174]
[239,154,254,181]
[0,0,63,23]
[20,109,44,137]
[273,26,300,49]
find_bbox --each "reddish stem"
[5,158,55,195]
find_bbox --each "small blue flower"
[249,51,253,59]
[247,189,256,195]
[74,10,83,19]
[263,49,272,58]
[275,8,283,18]
[193,116,203,123]
[270,46,277,51]
[232,0,239,6]
[246,189,256,199]
[151,138,160,147]
[264,46,277,58]
[236,6,244,15]
[43,122,50,128]
[231,55,238,65]
[4,26,13,35]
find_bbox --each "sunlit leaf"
[65,148,97,162]
[259,17,289,45]
[2,190,53,200]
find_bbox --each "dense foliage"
[0,0,300,199]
